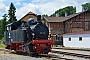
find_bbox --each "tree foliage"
[0,2,17,40]
[0,19,5,39]
[8,2,17,23]
[82,3,90,11]
[2,14,8,31]
[0,14,8,40]
[42,14,48,19]
[51,6,76,17]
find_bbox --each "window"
[56,34,60,41]
[7,27,9,30]
[79,37,82,41]
[69,38,71,41]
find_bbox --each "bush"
[0,37,4,43]
[0,37,5,48]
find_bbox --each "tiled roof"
[63,31,90,35]
[28,11,37,15]
[44,17,69,22]
[19,11,37,20]
[44,11,90,22]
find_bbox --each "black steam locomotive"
[4,15,52,56]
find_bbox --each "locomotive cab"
[4,24,12,45]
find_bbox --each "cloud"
[38,0,80,15]
[0,0,8,19]
[16,0,79,19]
[31,0,53,4]
[15,1,22,6]
[16,2,42,20]
[0,0,90,20]
[12,0,90,20]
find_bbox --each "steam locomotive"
[4,15,52,56]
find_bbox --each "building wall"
[43,18,64,44]
[21,14,37,22]
[65,11,90,33]
[63,33,90,48]
[43,11,90,45]
[43,18,64,35]
[49,22,64,34]
[48,22,64,44]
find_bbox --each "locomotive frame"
[4,15,52,56]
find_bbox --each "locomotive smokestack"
[37,15,41,22]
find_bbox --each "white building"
[63,31,90,48]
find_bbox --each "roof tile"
[44,11,90,22]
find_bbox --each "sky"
[0,0,90,20]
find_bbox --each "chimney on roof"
[37,15,41,22]
[65,12,68,17]
[56,13,59,17]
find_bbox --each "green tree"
[82,3,90,11]
[0,20,4,39]
[42,14,48,19]
[8,2,17,23]
[63,6,76,16]
[2,14,8,31]
[51,6,76,17]
[0,14,8,40]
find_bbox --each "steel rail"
[51,50,90,59]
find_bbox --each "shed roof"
[44,17,69,22]
[63,31,90,36]
[44,11,90,22]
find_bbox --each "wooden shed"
[19,11,37,22]
[43,11,90,45]
[43,11,90,35]
[63,11,90,33]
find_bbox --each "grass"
[0,37,5,48]
[0,44,5,48]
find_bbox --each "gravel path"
[0,55,43,60]
[0,50,51,60]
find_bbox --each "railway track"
[1,47,90,60]
[51,49,90,60]
[0,48,73,60]
[39,54,73,60]
[1,48,90,58]
[0,48,8,52]
[52,46,90,51]
[1,48,90,60]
